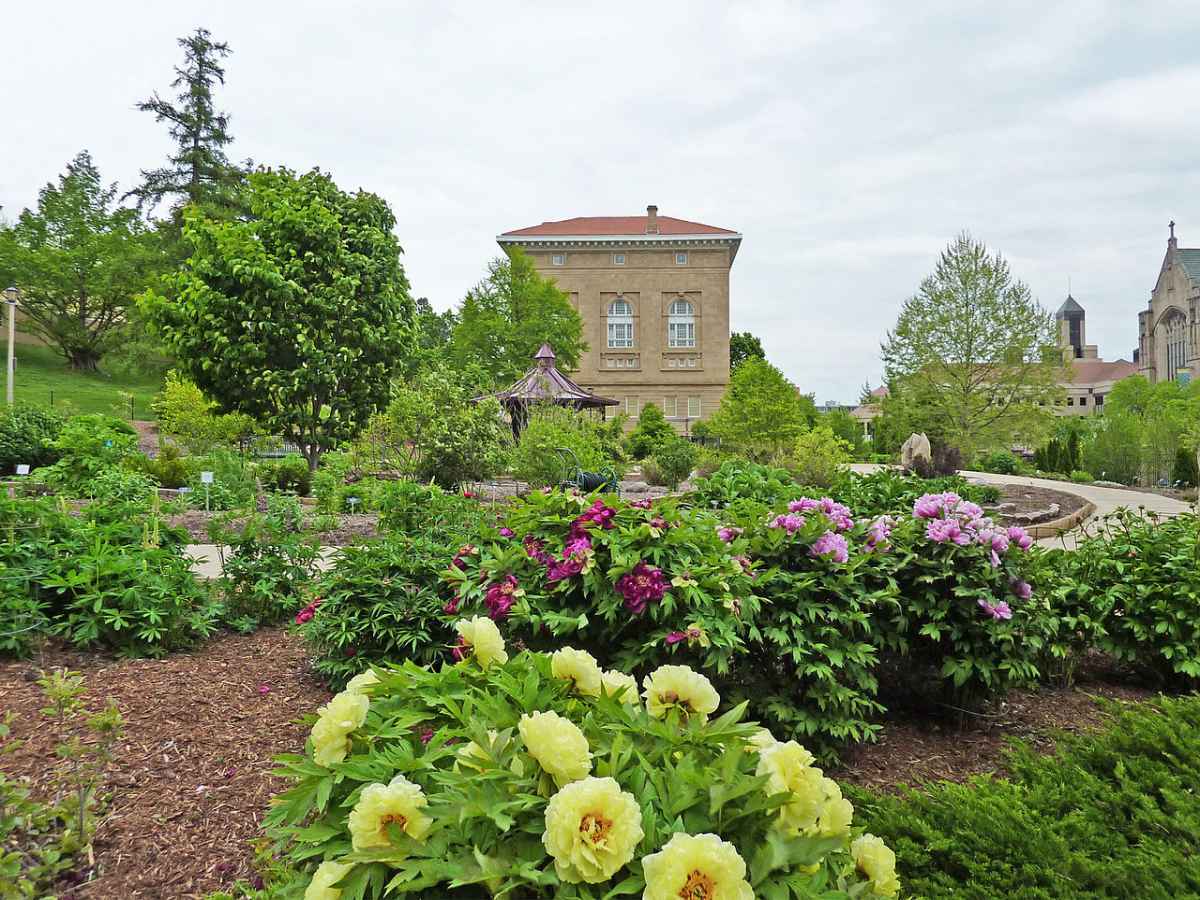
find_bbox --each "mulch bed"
[988,483,1090,526]
[0,628,331,899]
[0,628,1162,897]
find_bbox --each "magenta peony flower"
[978,599,1014,620]
[484,575,520,620]
[717,525,743,543]
[865,515,894,552]
[443,596,461,615]
[451,544,477,571]
[631,498,653,509]
[788,497,822,513]
[616,562,669,614]
[665,631,687,645]
[1010,578,1033,601]
[809,530,849,563]
[771,512,806,534]
[419,727,435,745]
[499,526,515,538]
[1007,526,1034,551]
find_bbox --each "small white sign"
[15,464,29,476]
[177,486,191,494]
[200,471,214,484]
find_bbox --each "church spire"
[1169,219,1178,251]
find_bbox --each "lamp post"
[3,286,16,407]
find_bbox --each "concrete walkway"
[185,544,340,580]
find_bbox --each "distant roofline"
[497,232,743,244]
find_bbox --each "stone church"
[1138,222,1199,384]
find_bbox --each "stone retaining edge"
[1026,499,1096,539]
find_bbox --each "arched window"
[1164,311,1187,377]
[607,298,633,348]
[668,298,695,348]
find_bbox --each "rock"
[900,433,932,471]
[1092,480,1125,488]
[623,481,651,493]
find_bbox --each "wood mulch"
[0,628,331,900]
[166,510,381,547]
[0,629,1163,898]
[988,483,1090,526]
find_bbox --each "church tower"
[1056,294,1097,362]
[1139,221,1199,384]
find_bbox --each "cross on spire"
[1170,220,1176,239]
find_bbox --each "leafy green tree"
[129,28,244,222]
[0,152,162,370]
[451,249,585,385]
[1083,412,1143,485]
[822,408,865,456]
[144,167,414,470]
[881,233,1063,457]
[707,357,816,461]
[1105,375,1200,483]
[626,402,675,459]
[729,331,766,370]
[398,297,459,379]
[792,424,852,487]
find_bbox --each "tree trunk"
[67,348,101,372]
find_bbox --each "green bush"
[850,695,1200,899]
[377,480,487,540]
[1172,447,1198,488]
[136,442,189,488]
[83,467,157,504]
[791,425,852,488]
[692,458,798,509]
[266,645,888,899]
[1069,470,1094,484]
[260,453,312,496]
[35,414,138,495]
[153,370,258,454]
[186,449,257,510]
[299,536,452,688]
[625,402,675,459]
[510,406,622,489]
[978,450,1020,475]
[0,404,64,474]
[217,519,320,632]
[650,437,697,490]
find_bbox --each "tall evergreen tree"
[129,28,242,219]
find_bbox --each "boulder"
[900,432,932,471]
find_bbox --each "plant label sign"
[15,464,29,476]
[201,471,214,484]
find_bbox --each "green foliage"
[0,404,64,474]
[216,515,320,632]
[186,449,256,510]
[1101,375,1200,484]
[820,408,865,457]
[153,370,258,454]
[1069,470,1094,484]
[729,330,766,370]
[1172,447,1198,487]
[299,536,453,688]
[0,340,163,418]
[0,151,161,370]
[510,406,621,489]
[377,480,488,541]
[881,232,1062,457]
[1083,412,1142,484]
[791,426,851,488]
[650,437,698,490]
[450,248,585,385]
[625,402,675,460]
[978,450,1020,475]
[706,358,817,462]
[146,167,415,469]
[136,441,190,488]
[850,695,1200,899]
[265,648,879,899]
[370,364,506,487]
[84,466,158,504]
[35,414,138,495]
[692,459,798,509]
[259,453,313,496]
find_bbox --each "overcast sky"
[5,1,1199,401]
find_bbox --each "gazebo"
[480,344,618,438]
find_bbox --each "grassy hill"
[8,342,163,419]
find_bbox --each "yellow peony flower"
[304,859,353,900]
[310,691,369,768]
[747,727,777,753]
[347,773,433,852]
[345,670,380,695]
[542,776,645,883]
[852,833,901,897]
[518,710,592,786]
[456,616,508,669]
[551,647,603,697]
[642,832,753,900]
[642,665,720,722]
[817,777,854,838]
[600,669,640,705]
[757,740,828,834]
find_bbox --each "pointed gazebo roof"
[490,344,618,409]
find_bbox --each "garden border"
[1025,497,1096,539]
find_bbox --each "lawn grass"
[847,695,1200,899]
[7,342,163,419]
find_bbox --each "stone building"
[1055,295,1137,415]
[1138,221,1199,384]
[497,206,741,432]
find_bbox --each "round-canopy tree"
[143,167,414,470]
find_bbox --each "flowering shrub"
[445,490,761,679]
[264,636,899,899]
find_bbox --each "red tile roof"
[500,215,738,237]
[1065,359,1138,384]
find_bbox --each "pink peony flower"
[865,515,895,552]
[631,498,653,509]
[616,562,669,614]
[771,512,807,534]
[809,530,850,564]
[978,599,1013,621]
[1007,526,1034,551]
[717,525,742,543]
[665,631,687,645]
[1010,578,1033,601]
[451,544,478,571]
[443,596,461,615]
[419,727,435,745]
[789,497,822,513]
[499,526,515,538]
[484,575,520,620]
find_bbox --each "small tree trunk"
[67,348,101,372]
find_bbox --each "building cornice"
[497,233,743,262]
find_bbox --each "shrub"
[650,437,697,490]
[217,518,320,632]
[299,536,453,688]
[377,480,487,540]
[1069,470,1094,484]
[265,644,894,899]
[1172,447,1198,488]
[35,414,138,495]
[625,402,675,459]
[153,370,258,454]
[82,467,157,504]
[186,449,257,510]
[510,405,621,489]
[850,695,1200,899]
[260,453,312,496]
[136,442,189,488]
[978,450,1020,475]
[791,425,852,488]
[0,404,64,474]
[692,459,797,509]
